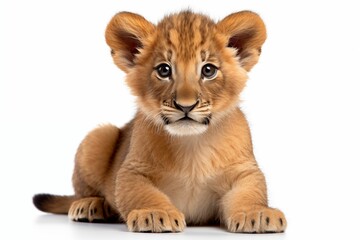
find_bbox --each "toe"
[88,199,105,222]
[260,208,286,233]
[227,212,245,232]
[243,211,261,232]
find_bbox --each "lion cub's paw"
[127,208,186,233]
[226,207,286,233]
[69,197,116,223]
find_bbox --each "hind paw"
[68,197,117,223]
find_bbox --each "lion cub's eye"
[155,63,172,80]
[201,64,218,81]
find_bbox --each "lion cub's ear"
[105,12,155,73]
[217,11,266,71]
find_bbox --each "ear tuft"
[218,11,266,71]
[105,12,155,72]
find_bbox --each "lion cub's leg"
[74,124,121,190]
[116,168,186,232]
[68,197,118,223]
[220,164,287,233]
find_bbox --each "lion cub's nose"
[173,100,199,114]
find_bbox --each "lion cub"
[33,10,286,233]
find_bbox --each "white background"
[1,0,360,239]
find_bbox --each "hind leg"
[69,125,123,223]
[69,197,119,223]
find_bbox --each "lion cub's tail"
[33,194,77,214]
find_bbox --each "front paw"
[127,208,186,233]
[226,207,286,233]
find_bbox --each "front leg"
[115,166,185,233]
[220,163,287,233]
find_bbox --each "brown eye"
[201,64,218,80]
[156,63,172,80]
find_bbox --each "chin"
[164,120,208,136]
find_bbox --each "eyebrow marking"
[167,50,173,62]
[201,50,206,62]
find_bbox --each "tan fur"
[33,10,286,233]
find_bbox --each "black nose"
[173,100,199,114]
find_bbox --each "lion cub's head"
[105,10,266,136]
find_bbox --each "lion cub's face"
[106,11,266,136]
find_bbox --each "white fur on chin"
[164,121,208,136]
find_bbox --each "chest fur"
[156,144,221,224]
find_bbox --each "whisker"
[191,110,211,114]
[161,106,179,111]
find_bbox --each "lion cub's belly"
[158,173,219,224]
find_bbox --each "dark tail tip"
[33,193,56,212]
[33,193,75,214]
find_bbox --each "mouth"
[162,114,210,125]
[178,116,196,122]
